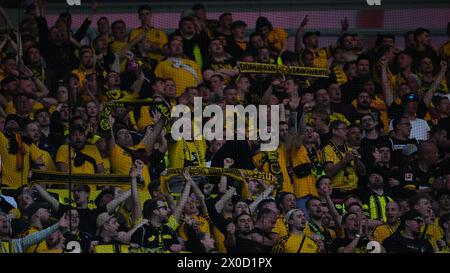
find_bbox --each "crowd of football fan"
[0,1,450,253]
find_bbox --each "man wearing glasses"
[383,211,434,253]
[388,116,419,169]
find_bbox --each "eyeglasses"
[157,206,168,210]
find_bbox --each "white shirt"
[389,118,430,141]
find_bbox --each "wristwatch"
[355,234,361,238]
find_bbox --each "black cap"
[26,202,51,218]
[303,31,321,43]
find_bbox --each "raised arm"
[19,63,50,99]
[249,183,275,214]
[14,213,70,253]
[186,176,208,215]
[295,15,309,54]
[172,168,193,222]
[318,185,342,227]
[218,158,234,194]
[106,190,132,214]
[142,108,166,155]
[424,60,448,107]
[380,56,394,107]
[0,5,16,31]
[215,186,236,214]
[129,160,143,225]
[31,184,60,212]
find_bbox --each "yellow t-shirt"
[102,157,111,174]
[0,132,43,188]
[252,144,293,193]
[21,227,49,253]
[154,58,203,97]
[373,223,399,244]
[439,41,450,62]
[71,67,95,86]
[299,47,331,68]
[37,147,56,172]
[265,28,288,53]
[137,106,154,131]
[168,139,207,169]
[55,144,103,174]
[321,143,358,191]
[331,65,348,85]
[290,145,321,198]
[110,143,151,190]
[110,40,128,54]
[178,214,211,241]
[421,218,444,250]
[129,27,168,62]
[272,233,318,253]
[272,215,288,237]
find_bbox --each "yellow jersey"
[0,132,43,188]
[55,144,103,174]
[272,233,318,253]
[290,144,322,198]
[421,218,444,251]
[373,222,399,243]
[129,27,168,62]
[439,41,450,62]
[110,143,151,190]
[168,139,207,169]
[265,28,288,54]
[272,214,288,237]
[321,142,358,191]
[20,227,49,253]
[252,144,293,194]
[178,214,211,241]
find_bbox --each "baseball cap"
[96,212,114,235]
[303,31,321,43]
[402,143,418,157]
[26,202,51,218]
[181,9,195,19]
